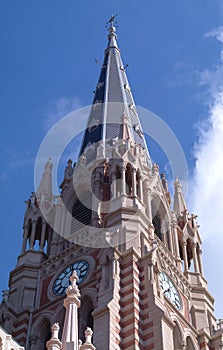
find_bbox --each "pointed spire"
[37,158,53,197]
[173,177,188,217]
[79,18,151,166]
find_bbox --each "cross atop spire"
[106,14,118,28]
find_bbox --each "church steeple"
[2,17,223,350]
[79,18,151,166]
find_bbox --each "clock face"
[159,272,182,310]
[53,260,89,296]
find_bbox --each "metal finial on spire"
[106,14,118,29]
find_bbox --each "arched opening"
[186,239,193,270]
[152,212,162,241]
[34,217,42,250]
[136,170,141,198]
[44,224,51,255]
[78,296,94,343]
[125,163,133,195]
[26,219,32,250]
[151,196,163,241]
[33,318,51,350]
[173,322,182,350]
[71,191,93,232]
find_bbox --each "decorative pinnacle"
[84,327,93,344]
[51,323,60,339]
[66,270,80,297]
[45,157,53,172]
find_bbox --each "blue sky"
[1,1,223,318]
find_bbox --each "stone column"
[121,166,126,195]
[192,242,199,273]
[62,271,81,350]
[29,220,37,249]
[138,175,143,200]
[182,240,189,272]
[171,215,182,270]
[21,225,29,253]
[143,181,152,222]
[46,323,62,350]
[40,221,47,251]
[132,168,137,197]
[111,172,116,199]
[92,170,102,227]
[79,328,96,350]
[197,247,204,275]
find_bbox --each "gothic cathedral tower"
[0,20,223,350]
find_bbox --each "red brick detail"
[120,317,139,328]
[120,262,138,270]
[142,343,154,350]
[15,337,26,346]
[139,293,148,300]
[40,275,52,306]
[141,321,153,331]
[120,286,139,297]
[120,295,139,307]
[140,312,150,320]
[140,302,149,310]
[143,331,154,341]
[13,328,27,337]
[120,306,140,319]
[13,318,29,327]
[121,338,139,349]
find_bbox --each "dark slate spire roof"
[79,23,151,163]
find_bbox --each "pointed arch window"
[125,163,133,195]
[78,296,94,343]
[32,318,51,350]
[173,322,182,350]
[152,213,162,241]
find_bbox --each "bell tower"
[1,18,223,350]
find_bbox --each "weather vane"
[106,14,118,29]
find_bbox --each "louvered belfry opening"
[71,191,93,232]
[152,213,162,241]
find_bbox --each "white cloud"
[189,27,223,243]
[188,27,223,318]
[42,96,82,131]
[189,96,223,242]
